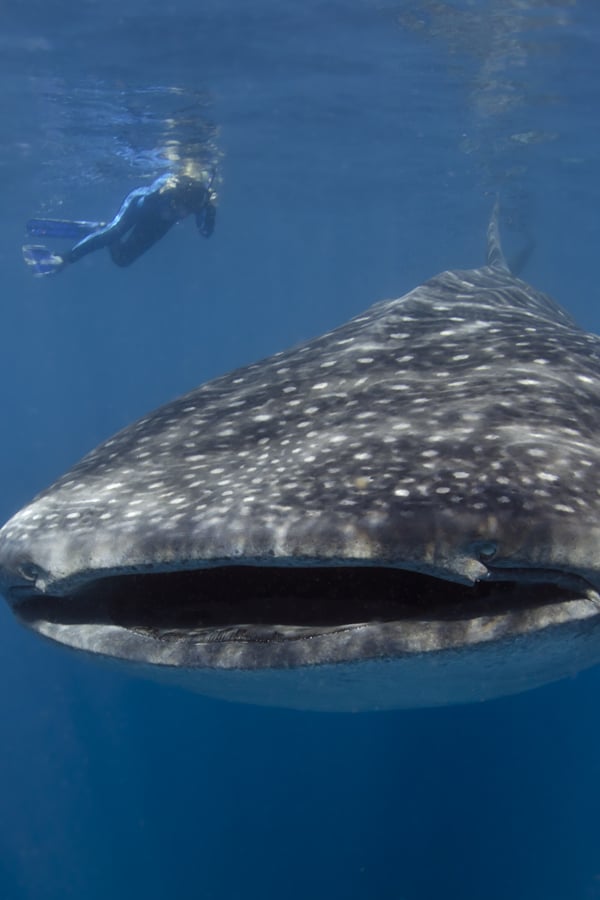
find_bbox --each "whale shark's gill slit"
[14,567,582,643]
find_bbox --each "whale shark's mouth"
[9,565,600,669]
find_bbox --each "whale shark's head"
[2,218,600,710]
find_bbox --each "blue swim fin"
[22,244,65,277]
[26,218,104,239]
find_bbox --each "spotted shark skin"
[1,213,600,711]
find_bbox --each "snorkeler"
[23,170,217,277]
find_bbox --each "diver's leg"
[64,193,145,264]
[109,220,173,267]
[64,227,118,264]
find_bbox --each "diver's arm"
[195,202,216,238]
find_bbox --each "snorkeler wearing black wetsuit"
[23,172,216,277]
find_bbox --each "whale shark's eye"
[17,562,42,582]
[477,542,498,562]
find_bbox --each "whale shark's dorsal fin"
[486,199,510,274]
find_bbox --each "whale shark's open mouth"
[9,565,599,670]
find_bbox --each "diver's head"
[171,159,217,206]
[177,175,214,213]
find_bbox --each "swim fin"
[22,244,65,277]
[26,218,104,239]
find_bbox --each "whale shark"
[1,211,600,711]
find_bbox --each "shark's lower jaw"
[9,565,600,673]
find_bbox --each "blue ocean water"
[1,1,600,897]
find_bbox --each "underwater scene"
[1,1,600,898]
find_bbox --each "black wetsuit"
[66,173,216,268]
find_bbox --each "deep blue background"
[1,2,600,898]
